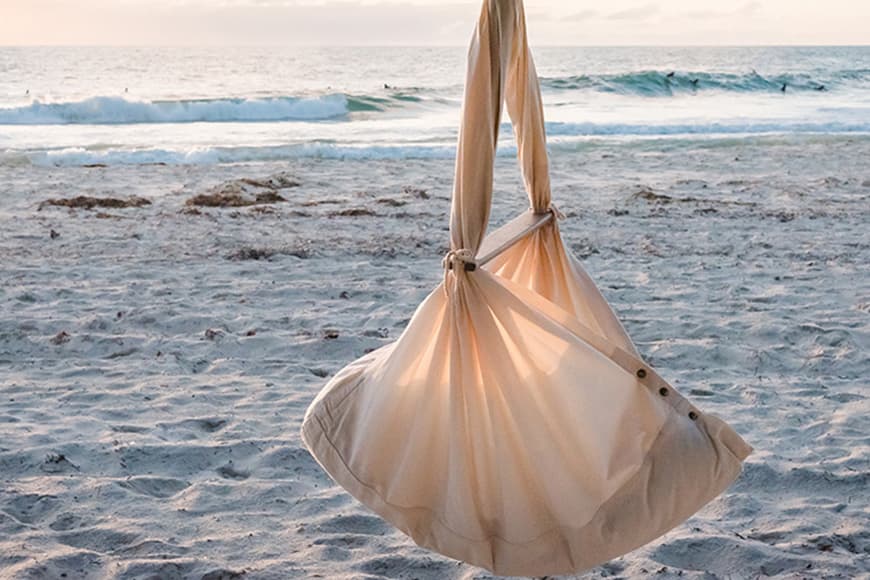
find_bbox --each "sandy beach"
[1,132,868,578]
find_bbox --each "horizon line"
[2,43,870,49]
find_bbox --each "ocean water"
[1,46,869,166]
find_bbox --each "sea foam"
[13,115,870,168]
[16,144,469,166]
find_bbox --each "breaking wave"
[544,119,870,137]
[0,93,407,125]
[541,69,870,96]
[3,68,867,126]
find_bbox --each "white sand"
[1,135,868,579]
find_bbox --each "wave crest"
[541,69,870,96]
[0,94,360,125]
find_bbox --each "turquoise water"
[1,46,868,165]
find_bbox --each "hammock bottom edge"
[301,404,751,576]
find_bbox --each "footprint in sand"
[111,539,191,558]
[14,551,104,579]
[355,554,457,576]
[315,513,392,536]
[314,535,372,549]
[49,512,89,531]
[117,476,191,499]
[55,527,139,553]
[2,492,61,525]
[153,418,229,441]
[651,536,810,577]
[215,463,250,480]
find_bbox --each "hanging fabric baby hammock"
[302,0,752,575]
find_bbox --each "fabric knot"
[547,203,566,220]
[442,248,477,272]
[442,249,477,296]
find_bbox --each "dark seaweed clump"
[39,196,152,210]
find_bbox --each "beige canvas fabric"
[301,0,752,575]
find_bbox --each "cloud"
[565,9,600,22]
[0,0,479,45]
[606,3,659,21]
[736,1,762,16]
[685,2,762,20]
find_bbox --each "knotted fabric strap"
[442,249,478,272]
[442,249,477,296]
[547,203,566,220]
[449,0,552,256]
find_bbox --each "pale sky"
[1,0,869,46]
